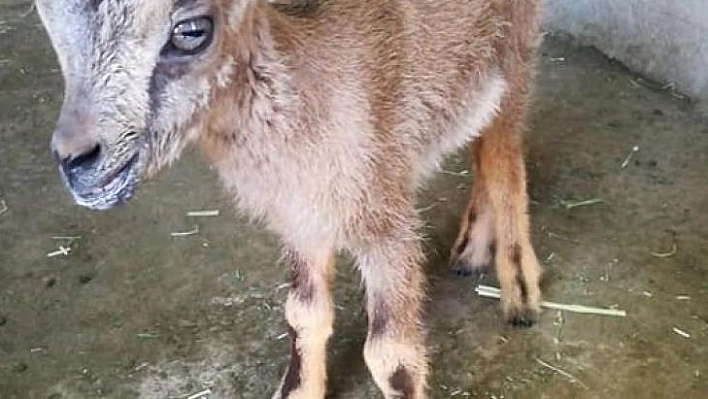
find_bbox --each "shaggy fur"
[38,0,543,397]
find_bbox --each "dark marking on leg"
[389,365,415,399]
[511,243,522,266]
[450,236,474,276]
[489,241,497,258]
[450,209,475,275]
[467,208,477,225]
[285,249,314,302]
[510,243,529,302]
[281,325,302,397]
[452,208,475,260]
[516,274,528,302]
[453,234,469,258]
[450,231,471,276]
[369,299,389,338]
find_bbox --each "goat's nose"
[56,143,101,172]
[51,130,102,184]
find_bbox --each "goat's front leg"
[356,228,428,399]
[273,247,335,399]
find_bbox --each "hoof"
[506,306,539,328]
[449,255,489,278]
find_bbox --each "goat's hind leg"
[273,247,335,399]
[450,101,542,326]
[482,102,542,326]
[449,140,495,277]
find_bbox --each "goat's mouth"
[70,154,140,211]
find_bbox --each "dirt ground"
[1,2,707,399]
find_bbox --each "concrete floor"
[1,2,707,398]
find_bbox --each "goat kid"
[37,0,543,398]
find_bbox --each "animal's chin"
[71,154,140,211]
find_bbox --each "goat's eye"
[168,17,213,55]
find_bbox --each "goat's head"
[37,0,249,210]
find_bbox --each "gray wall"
[545,0,708,101]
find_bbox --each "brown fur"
[38,0,544,397]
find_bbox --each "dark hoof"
[452,266,474,277]
[449,253,492,278]
[507,307,539,328]
[450,258,476,277]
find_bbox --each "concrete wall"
[545,0,708,101]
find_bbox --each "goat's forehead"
[36,0,187,63]
[35,0,177,11]
[36,0,177,28]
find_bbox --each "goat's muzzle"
[53,139,140,210]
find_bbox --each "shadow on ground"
[1,2,707,398]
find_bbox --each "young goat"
[38,0,543,397]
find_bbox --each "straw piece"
[185,389,212,399]
[542,301,626,317]
[187,210,220,217]
[535,358,589,389]
[672,327,691,339]
[47,246,71,258]
[651,243,677,258]
[621,145,640,169]
[558,198,607,210]
[52,236,82,241]
[440,169,470,177]
[171,225,200,237]
[475,285,627,317]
